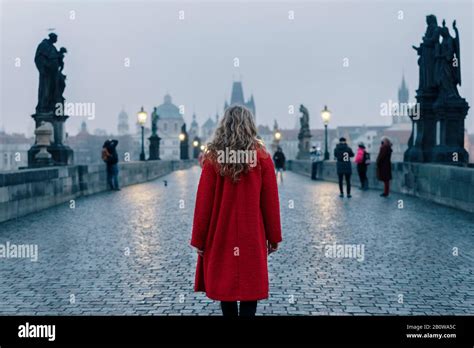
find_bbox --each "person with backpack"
[354,142,370,190]
[334,137,354,198]
[102,139,120,191]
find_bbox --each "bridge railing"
[0,160,197,223]
[288,160,474,213]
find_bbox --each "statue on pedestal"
[148,107,161,160]
[405,16,469,164]
[296,105,312,160]
[28,32,73,167]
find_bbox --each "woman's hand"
[196,248,204,257]
[267,242,278,255]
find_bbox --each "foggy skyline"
[1,0,473,136]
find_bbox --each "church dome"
[156,94,182,119]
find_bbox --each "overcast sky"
[1,0,473,136]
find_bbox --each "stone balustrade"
[288,160,474,213]
[0,160,197,223]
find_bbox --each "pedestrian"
[310,146,322,180]
[334,137,354,198]
[102,139,120,191]
[376,136,393,197]
[354,142,370,190]
[273,146,286,183]
[190,105,282,317]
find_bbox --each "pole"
[324,124,329,160]
[140,125,145,161]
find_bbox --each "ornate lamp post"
[137,106,147,161]
[321,105,331,160]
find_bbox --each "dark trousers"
[383,180,390,195]
[357,164,368,189]
[311,162,318,180]
[107,164,119,190]
[338,173,351,195]
[220,301,257,317]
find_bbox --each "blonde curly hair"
[204,105,265,182]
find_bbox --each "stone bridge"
[0,163,472,315]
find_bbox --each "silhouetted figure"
[354,143,370,190]
[310,146,322,180]
[273,146,286,183]
[334,137,354,198]
[377,137,393,197]
[102,139,120,191]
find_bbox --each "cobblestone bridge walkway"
[0,166,473,315]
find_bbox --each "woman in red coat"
[376,136,393,197]
[190,105,282,317]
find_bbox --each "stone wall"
[288,160,474,213]
[0,160,196,223]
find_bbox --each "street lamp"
[321,105,331,160]
[137,106,147,161]
[274,131,281,142]
[179,133,186,142]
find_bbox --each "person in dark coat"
[310,146,322,180]
[273,146,286,183]
[103,139,120,191]
[376,136,393,197]
[334,137,354,198]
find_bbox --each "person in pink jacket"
[354,142,370,190]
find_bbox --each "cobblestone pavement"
[0,166,473,315]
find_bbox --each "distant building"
[257,125,338,160]
[465,131,474,163]
[188,113,200,155]
[0,129,32,171]
[201,114,219,144]
[155,94,185,160]
[117,108,130,135]
[224,81,256,120]
[68,121,135,164]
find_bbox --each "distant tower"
[79,121,88,134]
[118,108,130,135]
[189,113,199,138]
[395,75,411,125]
[225,81,256,121]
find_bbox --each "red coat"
[190,150,282,301]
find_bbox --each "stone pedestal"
[296,135,311,160]
[404,90,437,162]
[28,112,74,166]
[148,134,161,160]
[431,97,469,163]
